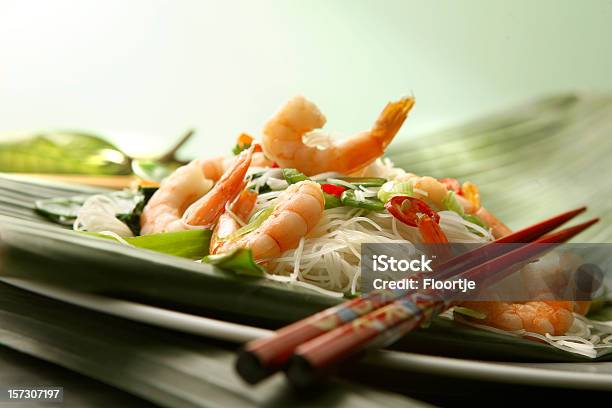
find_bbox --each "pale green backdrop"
[1,0,611,157]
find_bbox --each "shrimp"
[460,233,590,336]
[262,96,415,176]
[461,300,575,336]
[183,147,254,228]
[213,180,324,261]
[209,189,258,254]
[140,147,253,234]
[396,173,449,208]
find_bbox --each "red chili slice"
[385,196,440,227]
[439,178,462,195]
[321,183,347,197]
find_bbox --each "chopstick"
[286,217,599,386]
[235,206,587,384]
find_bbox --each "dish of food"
[19,95,610,361]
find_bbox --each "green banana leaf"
[0,282,424,408]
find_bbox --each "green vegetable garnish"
[35,187,157,235]
[282,168,309,184]
[341,190,385,211]
[88,229,211,260]
[463,214,488,229]
[232,143,251,155]
[203,248,265,276]
[227,205,275,241]
[377,180,414,203]
[323,193,342,209]
[443,191,465,216]
[333,177,387,187]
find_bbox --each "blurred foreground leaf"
[0,131,132,175]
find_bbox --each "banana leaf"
[0,282,423,408]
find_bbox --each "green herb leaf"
[35,190,145,225]
[281,168,309,184]
[203,248,265,276]
[341,190,385,211]
[232,143,251,155]
[88,229,211,260]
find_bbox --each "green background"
[1,0,611,157]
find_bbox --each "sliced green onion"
[227,205,275,241]
[341,190,385,211]
[282,168,309,184]
[203,248,265,276]
[87,229,211,260]
[377,180,413,203]
[463,214,488,229]
[453,306,487,320]
[334,176,387,187]
[443,191,465,217]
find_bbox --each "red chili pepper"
[271,162,280,168]
[385,196,439,227]
[321,183,346,197]
[439,178,462,195]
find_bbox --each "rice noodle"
[267,203,489,296]
[73,194,134,237]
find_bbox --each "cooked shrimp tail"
[262,96,415,176]
[183,146,254,228]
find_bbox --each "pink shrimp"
[212,180,325,261]
[140,147,253,234]
[262,96,415,176]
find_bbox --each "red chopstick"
[235,206,586,384]
[286,218,598,386]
